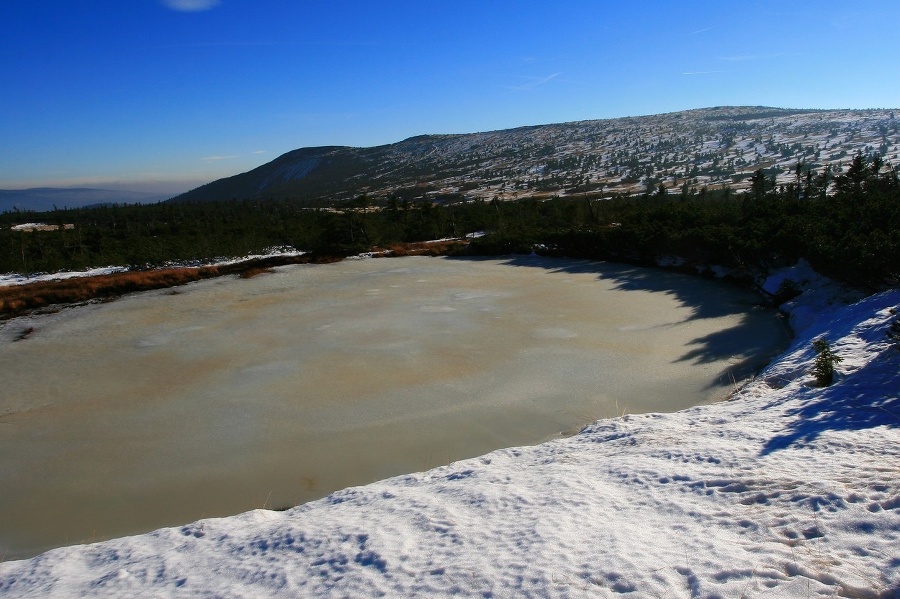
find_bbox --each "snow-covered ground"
[0,246,304,287]
[0,265,130,287]
[1,265,898,598]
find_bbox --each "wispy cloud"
[681,70,730,76]
[717,53,783,63]
[507,73,562,92]
[690,26,715,35]
[202,150,268,162]
[160,0,221,12]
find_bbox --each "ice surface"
[0,256,788,559]
[2,259,896,598]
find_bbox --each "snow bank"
[0,247,305,287]
[1,271,898,598]
[761,259,867,335]
[0,265,129,287]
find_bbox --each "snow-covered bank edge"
[0,232,483,287]
[0,246,306,287]
[1,265,898,598]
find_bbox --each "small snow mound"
[763,259,865,334]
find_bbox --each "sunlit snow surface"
[1,264,898,598]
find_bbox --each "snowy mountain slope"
[171,106,900,205]
[1,269,897,598]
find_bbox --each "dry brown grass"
[0,243,467,319]
[0,254,321,318]
[0,267,219,316]
[381,240,468,257]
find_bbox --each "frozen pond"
[0,256,790,559]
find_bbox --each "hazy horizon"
[0,180,207,195]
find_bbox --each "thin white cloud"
[681,70,730,76]
[718,53,783,63]
[202,151,267,162]
[690,26,715,35]
[160,0,222,12]
[507,73,562,92]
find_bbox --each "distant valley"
[0,188,175,213]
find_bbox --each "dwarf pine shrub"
[811,338,842,387]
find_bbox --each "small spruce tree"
[811,338,842,387]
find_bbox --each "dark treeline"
[1,153,898,290]
[533,153,898,290]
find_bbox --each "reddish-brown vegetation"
[0,267,218,317]
[0,240,468,318]
[378,240,467,257]
[0,254,317,318]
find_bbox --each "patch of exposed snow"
[259,157,322,190]
[657,255,685,268]
[0,266,131,287]
[762,259,867,334]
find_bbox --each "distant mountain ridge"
[171,106,900,205]
[0,188,173,213]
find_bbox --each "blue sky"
[1,0,898,193]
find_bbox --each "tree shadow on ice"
[449,255,789,385]
[760,348,900,456]
[455,254,760,320]
[674,318,790,389]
